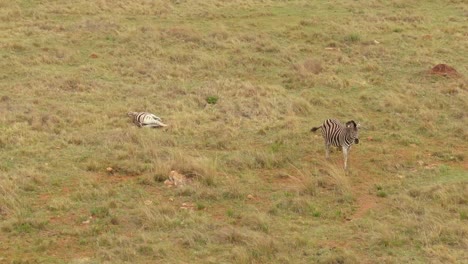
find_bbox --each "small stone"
[144,200,153,206]
[247,194,255,200]
[106,167,113,172]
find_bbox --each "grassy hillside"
[0,0,467,263]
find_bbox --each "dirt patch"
[462,160,468,170]
[429,64,461,78]
[347,168,379,221]
[350,193,377,220]
[39,193,51,201]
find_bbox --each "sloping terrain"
[0,1,467,263]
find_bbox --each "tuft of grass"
[315,164,352,196]
[375,185,388,197]
[377,190,388,198]
[10,219,48,234]
[460,211,468,221]
[205,96,219,105]
[344,33,361,43]
[196,202,206,210]
[90,206,110,218]
[271,196,317,216]
[432,151,464,162]
[1,0,467,263]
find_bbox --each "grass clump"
[344,33,361,43]
[10,219,48,234]
[1,0,467,263]
[460,211,468,221]
[377,190,388,198]
[90,206,110,218]
[205,96,219,105]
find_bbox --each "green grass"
[0,0,467,263]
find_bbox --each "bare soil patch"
[350,193,377,220]
[348,170,379,221]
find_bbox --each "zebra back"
[314,119,359,147]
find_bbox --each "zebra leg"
[325,142,330,159]
[342,146,349,170]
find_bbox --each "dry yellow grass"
[0,0,467,263]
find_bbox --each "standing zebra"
[127,112,167,128]
[311,119,360,171]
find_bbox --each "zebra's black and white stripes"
[311,119,360,170]
[127,112,167,128]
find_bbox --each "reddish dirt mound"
[429,64,460,77]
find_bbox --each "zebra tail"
[310,126,321,132]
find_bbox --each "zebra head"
[346,120,360,144]
[127,112,137,117]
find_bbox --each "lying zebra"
[128,112,167,128]
[311,119,360,171]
